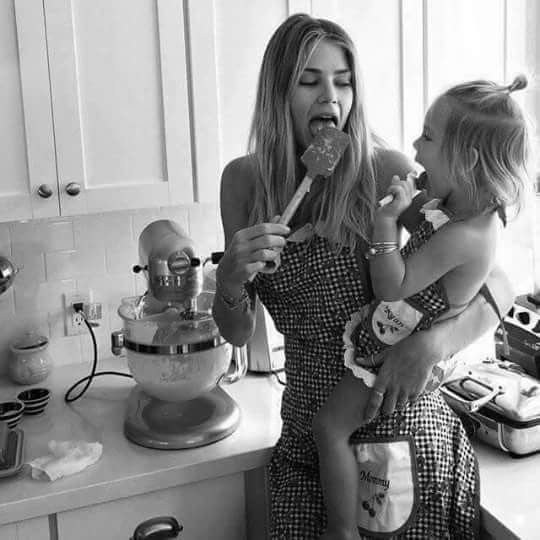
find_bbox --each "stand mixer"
[111,220,246,449]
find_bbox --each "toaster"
[494,294,540,378]
[247,299,285,373]
[441,357,540,456]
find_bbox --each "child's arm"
[370,219,489,301]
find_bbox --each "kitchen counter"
[474,442,540,540]
[1,358,539,539]
[0,358,283,527]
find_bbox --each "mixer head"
[136,220,203,307]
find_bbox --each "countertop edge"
[0,447,275,526]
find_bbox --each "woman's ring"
[396,400,408,409]
[372,388,385,398]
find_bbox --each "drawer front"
[0,516,50,540]
[56,473,246,540]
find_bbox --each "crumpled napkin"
[28,440,103,481]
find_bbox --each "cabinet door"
[43,0,193,215]
[0,516,51,540]
[56,473,246,540]
[0,1,58,221]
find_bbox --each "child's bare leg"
[313,372,371,540]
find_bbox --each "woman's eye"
[421,132,431,141]
[298,79,318,86]
[335,79,352,87]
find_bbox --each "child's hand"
[377,175,415,218]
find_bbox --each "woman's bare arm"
[212,157,289,346]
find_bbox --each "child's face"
[290,40,353,152]
[413,97,453,200]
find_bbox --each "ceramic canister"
[8,333,52,385]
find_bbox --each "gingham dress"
[254,217,480,539]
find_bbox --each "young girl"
[313,75,531,540]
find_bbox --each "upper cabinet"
[0,1,57,221]
[0,0,193,222]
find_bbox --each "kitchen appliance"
[111,220,245,449]
[0,255,18,295]
[247,299,285,373]
[441,357,540,456]
[494,294,540,378]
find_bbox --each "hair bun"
[507,74,527,93]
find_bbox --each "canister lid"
[10,332,49,352]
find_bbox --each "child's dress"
[343,198,459,392]
[254,199,479,539]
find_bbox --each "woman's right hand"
[216,221,290,294]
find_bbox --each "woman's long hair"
[247,14,380,250]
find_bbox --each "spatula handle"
[248,174,314,281]
[278,175,314,225]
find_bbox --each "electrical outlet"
[64,293,89,336]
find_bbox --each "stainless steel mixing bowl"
[113,293,235,402]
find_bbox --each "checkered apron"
[255,221,479,539]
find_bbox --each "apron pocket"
[352,435,418,537]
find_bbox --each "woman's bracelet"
[365,241,399,260]
[216,282,251,310]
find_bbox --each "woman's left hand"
[363,329,444,422]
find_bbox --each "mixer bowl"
[126,343,232,402]
[117,294,233,403]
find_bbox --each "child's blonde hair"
[441,75,531,218]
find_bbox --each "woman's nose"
[317,81,338,104]
[412,137,419,150]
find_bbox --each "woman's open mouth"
[309,114,338,136]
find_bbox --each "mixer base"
[124,385,241,449]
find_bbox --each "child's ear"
[470,147,479,169]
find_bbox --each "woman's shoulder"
[221,155,257,208]
[221,155,256,191]
[372,147,415,193]
[220,155,257,241]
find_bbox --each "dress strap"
[479,283,510,355]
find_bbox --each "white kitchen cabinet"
[0,1,58,221]
[56,472,248,540]
[0,0,193,223]
[0,516,50,540]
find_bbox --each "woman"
[213,13,513,539]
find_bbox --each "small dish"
[0,428,24,478]
[17,387,51,415]
[0,400,24,429]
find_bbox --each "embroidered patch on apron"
[352,436,418,537]
[369,300,423,346]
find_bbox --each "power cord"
[64,307,133,403]
[270,368,286,386]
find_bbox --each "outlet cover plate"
[64,293,88,336]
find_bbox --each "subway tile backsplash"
[0,197,536,379]
[0,203,222,377]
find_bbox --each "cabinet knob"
[131,516,182,539]
[37,184,54,199]
[65,182,81,196]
